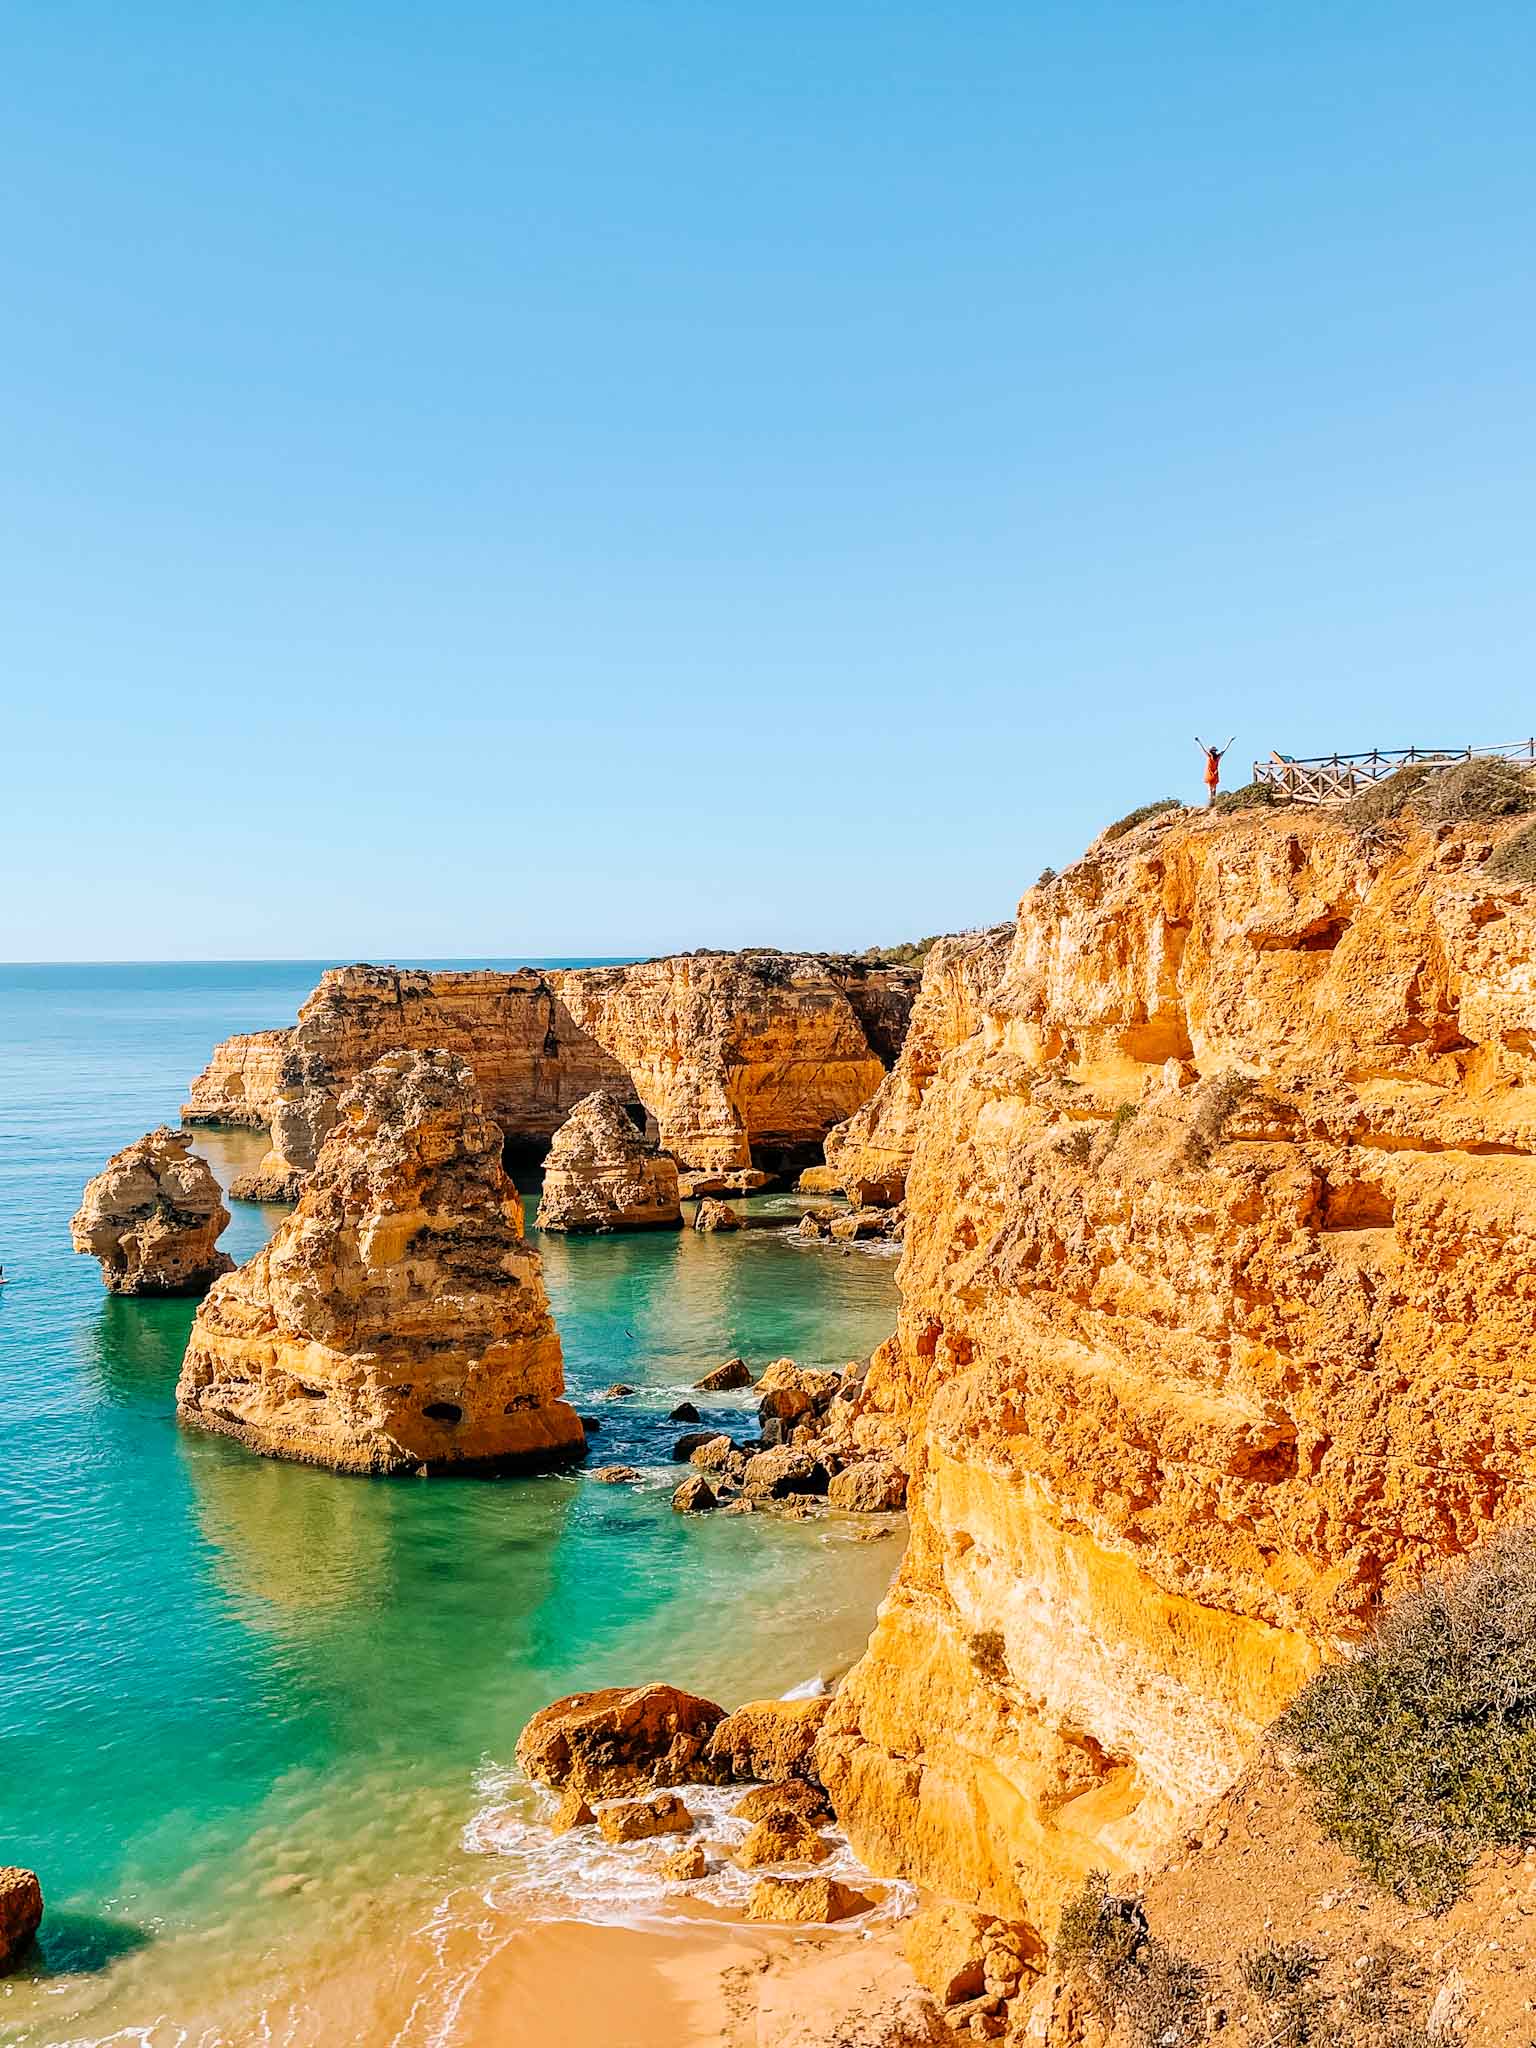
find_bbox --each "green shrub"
[1055,1873,1207,2045]
[857,937,937,967]
[1101,798,1185,844]
[1277,1526,1536,1910]
[1213,780,1286,813]
[1036,866,1058,888]
[1239,1942,1319,2003]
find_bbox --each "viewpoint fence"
[1251,740,1536,806]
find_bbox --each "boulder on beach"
[535,1091,683,1234]
[671,1473,717,1514]
[70,1127,233,1296]
[550,1788,596,1835]
[694,1357,753,1392]
[0,1867,42,1975]
[660,1841,709,1882]
[688,1434,737,1472]
[707,1696,829,1783]
[731,1779,832,1827]
[827,1457,907,1513]
[733,1811,831,1869]
[515,1682,727,1798]
[673,1431,721,1461]
[745,1875,876,1924]
[596,1791,694,1843]
[591,1465,642,1485]
[742,1446,831,1501]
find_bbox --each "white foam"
[462,1770,913,1931]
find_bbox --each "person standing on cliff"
[1196,735,1235,805]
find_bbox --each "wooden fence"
[1252,740,1536,806]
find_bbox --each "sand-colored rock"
[745,1875,878,1924]
[695,1357,753,1391]
[183,953,916,1187]
[516,1682,727,1798]
[693,1198,741,1232]
[550,1788,595,1835]
[660,1841,709,1881]
[819,803,1536,1951]
[827,1457,907,1513]
[672,1473,717,1514]
[822,928,1012,1205]
[0,1868,42,1975]
[734,1813,832,1869]
[742,1447,830,1500]
[707,1697,829,1782]
[732,1780,834,1826]
[596,1792,693,1843]
[902,1901,990,2006]
[70,1127,233,1296]
[177,1051,583,1475]
[534,1091,682,1233]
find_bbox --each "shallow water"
[0,966,902,2045]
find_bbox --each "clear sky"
[3,2,1534,960]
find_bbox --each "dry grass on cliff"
[1345,757,1536,832]
[1486,820,1536,887]
[1277,1528,1536,1913]
[1212,780,1288,814]
[1100,797,1186,844]
[1055,1872,1208,2046]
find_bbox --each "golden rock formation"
[70,1127,233,1296]
[822,927,1012,1205]
[183,954,914,1185]
[534,1090,681,1233]
[177,1049,583,1474]
[818,801,1536,1947]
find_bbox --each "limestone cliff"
[822,928,1012,1204]
[817,799,1536,1949]
[177,1049,583,1474]
[535,1090,682,1232]
[70,1127,233,1295]
[183,953,915,1187]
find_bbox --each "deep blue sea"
[0,964,901,2045]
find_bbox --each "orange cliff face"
[817,800,1536,1943]
[182,955,914,1182]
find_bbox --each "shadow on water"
[16,1910,153,1979]
[77,1291,197,1410]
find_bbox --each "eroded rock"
[0,1868,42,1975]
[707,1696,828,1782]
[515,1682,727,1798]
[745,1875,876,1924]
[535,1091,682,1234]
[596,1791,693,1843]
[71,1128,233,1297]
[176,1051,584,1475]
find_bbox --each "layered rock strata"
[820,927,1012,1206]
[177,1050,583,1474]
[534,1091,682,1233]
[183,953,916,1189]
[817,801,1536,1950]
[70,1128,233,1295]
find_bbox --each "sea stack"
[534,1091,682,1233]
[70,1127,234,1296]
[177,1049,584,1474]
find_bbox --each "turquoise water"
[0,966,902,2045]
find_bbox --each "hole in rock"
[422,1401,463,1424]
[1320,1179,1395,1231]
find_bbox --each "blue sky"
[3,2,1534,959]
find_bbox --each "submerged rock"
[0,1868,42,1975]
[671,1473,717,1514]
[71,1127,233,1296]
[591,1465,642,1485]
[515,1682,727,1798]
[177,1050,584,1476]
[668,1401,701,1423]
[535,1091,682,1234]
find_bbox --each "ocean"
[0,964,902,2045]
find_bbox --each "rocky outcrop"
[516,1683,728,1797]
[534,1091,682,1233]
[70,1128,233,1295]
[693,1197,741,1232]
[821,929,1012,1205]
[182,953,916,1190]
[0,1869,42,1975]
[818,801,1536,1953]
[177,1050,583,1474]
